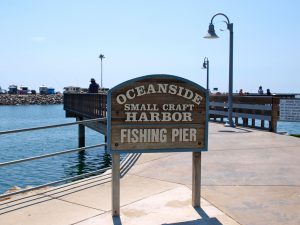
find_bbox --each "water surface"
[0,105,109,194]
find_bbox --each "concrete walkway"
[1,123,300,225]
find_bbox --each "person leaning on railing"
[88,78,99,93]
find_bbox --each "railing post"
[235,117,238,126]
[77,117,85,148]
[243,117,247,126]
[104,135,107,151]
[251,118,255,127]
[270,97,279,132]
[261,120,265,129]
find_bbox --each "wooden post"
[270,97,279,132]
[112,153,120,217]
[243,117,247,126]
[251,118,255,127]
[77,117,85,148]
[261,120,265,129]
[192,152,201,207]
[104,135,107,151]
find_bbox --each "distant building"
[64,86,81,93]
[80,88,88,93]
[18,86,29,95]
[47,87,55,95]
[8,85,18,94]
[39,85,48,95]
[0,86,5,94]
[98,87,109,94]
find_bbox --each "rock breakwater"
[0,94,63,105]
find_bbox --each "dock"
[1,122,300,225]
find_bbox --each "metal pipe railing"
[0,144,106,168]
[0,117,107,135]
[0,153,132,201]
[0,117,110,199]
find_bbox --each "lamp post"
[204,13,235,127]
[99,54,105,88]
[202,57,209,92]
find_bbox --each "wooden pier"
[64,93,107,137]
[63,93,290,137]
[209,95,280,131]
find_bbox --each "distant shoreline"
[0,94,63,105]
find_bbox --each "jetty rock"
[0,94,63,105]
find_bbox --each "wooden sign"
[107,74,208,153]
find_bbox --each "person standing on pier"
[258,86,264,95]
[88,78,99,93]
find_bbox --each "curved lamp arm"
[210,13,232,31]
[210,13,230,24]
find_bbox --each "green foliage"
[290,134,300,138]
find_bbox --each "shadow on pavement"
[162,207,222,225]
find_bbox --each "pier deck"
[1,123,300,225]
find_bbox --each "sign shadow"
[162,207,223,225]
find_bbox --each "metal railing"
[0,118,108,199]
[0,118,105,135]
[0,153,141,216]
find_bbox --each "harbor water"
[0,105,110,194]
[0,105,299,194]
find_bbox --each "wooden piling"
[77,117,85,148]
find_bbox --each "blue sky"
[0,0,299,93]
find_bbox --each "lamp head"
[202,62,207,69]
[203,23,219,39]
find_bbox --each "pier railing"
[64,93,284,132]
[0,118,140,200]
[0,118,107,199]
[64,93,107,119]
[209,95,281,131]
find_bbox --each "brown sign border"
[107,74,208,153]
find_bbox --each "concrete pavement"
[1,122,300,225]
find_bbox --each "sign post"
[112,153,120,216]
[107,74,208,216]
[192,152,202,207]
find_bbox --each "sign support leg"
[192,152,201,207]
[112,153,120,217]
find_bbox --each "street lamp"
[202,57,209,92]
[99,54,105,88]
[204,13,235,127]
